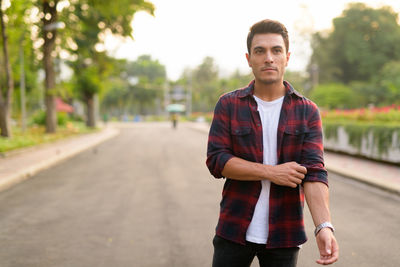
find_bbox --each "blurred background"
[0,1,399,266]
[0,0,399,160]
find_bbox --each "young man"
[206,19,339,267]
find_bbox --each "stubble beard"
[253,67,285,85]
[258,77,280,85]
[254,72,281,85]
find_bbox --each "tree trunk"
[0,0,14,138]
[42,0,59,133]
[86,95,96,128]
[0,103,11,137]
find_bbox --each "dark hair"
[247,19,289,54]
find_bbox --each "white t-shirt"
[245,94,284,244]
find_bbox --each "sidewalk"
[0,126,120,192]
[189,122,400,195]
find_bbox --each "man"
[206,19,339,267]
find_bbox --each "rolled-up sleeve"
[301,103,328,186]
[206,95,234,178]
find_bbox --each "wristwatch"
[314,222,335,236]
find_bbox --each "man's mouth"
[261,67,277,71]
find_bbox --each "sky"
[104,0,400,80]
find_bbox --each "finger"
[325,237,332,255]
[292,177,303,184]
[316,242,338,265]
[295,172,305,179]
[331,239,339,262]
[316,256,338,265]
[296,165,307,174]
[290,169,305,179]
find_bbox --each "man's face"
[246,33,290,85]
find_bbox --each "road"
[0,122,399,267]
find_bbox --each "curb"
[0,127,120,193]
[325,165,400,196]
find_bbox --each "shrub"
[31,110,70,126]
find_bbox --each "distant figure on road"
[171,112,178,129]
[206,19,339,267]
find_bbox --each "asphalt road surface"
[0,122,399,267]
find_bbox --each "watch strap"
[314,222,335,236]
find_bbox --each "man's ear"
[286,52,291,67]
[246,53,252,67]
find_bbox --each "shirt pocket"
[230,125,253,156]
[282,124,309,161]
[231,126,251,136]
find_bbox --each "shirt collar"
[238,80,303,99]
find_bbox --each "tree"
[126,55,166,84]
[191,56,219,112]
[39,0,61,133]
[65,0,154,127]
[0,0,14,137]
[0,1,39,136]
[101,55,166,117]
[310,3,400,84]
[125,55,166,115]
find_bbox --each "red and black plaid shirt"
[206,80,328,248]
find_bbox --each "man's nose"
[264,51,273,63]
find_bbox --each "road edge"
[0,126,120,193]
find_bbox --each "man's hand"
[316,228,339,265]
[269,162,307,188]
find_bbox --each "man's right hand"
[268,162,307,188]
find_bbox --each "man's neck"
[253,79,286,102]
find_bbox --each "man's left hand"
[316,228,339,265]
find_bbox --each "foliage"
[191,57,220,112]
[378,61,400,105]
[60,0,154,126]
[73,64,103,99]
[310,83,358,109]
[101,55,166,116]
[126,55,166,85]
[1,0,39,97]
[323,121,400,156]
[31,110,71,126]
[322,106,400,155]
[310,3,400,84]
[8,0,43,116]
[284,70,309,95]
[177,59,254,113]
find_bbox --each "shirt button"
[257,123,261,127]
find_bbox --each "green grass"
[0,122,98,153]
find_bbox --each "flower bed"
[321,106,400,163]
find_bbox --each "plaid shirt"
[206,80,328,248]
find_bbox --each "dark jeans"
[212,235,300,267]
